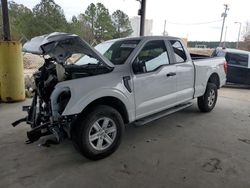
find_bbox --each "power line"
[165,19,223,26]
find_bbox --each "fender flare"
[61,87,135,122]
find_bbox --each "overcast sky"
[14,0,250,41]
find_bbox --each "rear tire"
[198,83,218,112]
[72,105,124,160]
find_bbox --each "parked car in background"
[213,47,250,85]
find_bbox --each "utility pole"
[1,0,11,41]
[235,22,242,49]
[219,4,229,46]
[223,26,228,48]
[137,0,146,36]
[163,20,167,36]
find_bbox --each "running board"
[134,102,193,126]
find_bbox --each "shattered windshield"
[75,39,140,65]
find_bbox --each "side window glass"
[226,53,248,67]
[170,40,187,63]
[134,40,169,73]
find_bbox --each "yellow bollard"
[0,41,25,102]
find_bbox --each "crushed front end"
[12,58,73,144]
[12,32,114,144]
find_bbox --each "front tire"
[72,105,124,160]
[198,83,218,112]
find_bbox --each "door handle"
[166,72,176,77]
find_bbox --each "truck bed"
[192,55,226,98]
[190,53,211,60]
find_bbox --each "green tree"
[32,0,68,34]
[94,3,115,42]
[84,3,96,39]
[68,16,81,36]
[1,1,133,43]
[68,14,93,43]
[0,1,33,40]
[84,3,115,43]
[242,21,250,50]
[5,1,34,40]
[242,21,250,41]
[112,10,132,38]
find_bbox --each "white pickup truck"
[13,33,227,160]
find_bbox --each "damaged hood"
[23,32,114,67]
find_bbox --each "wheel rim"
[88,117,117,151]
[208,89,216,107]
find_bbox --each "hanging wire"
[166,19,223,26]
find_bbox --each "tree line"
[0,0,133,44]
[188,41,237,48]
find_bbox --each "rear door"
[132,40,177,119]
[225,53,249,84]
[169,40,195,103]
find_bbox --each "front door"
[132,40,177,119]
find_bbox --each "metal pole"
[1,0,11,41]
[139,0,146,36]
[219,4,229,46]
[223,26,228,48]
[235,22,242,49]
[163,20,166,36]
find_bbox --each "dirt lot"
[0,87,250,188]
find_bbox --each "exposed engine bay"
[13,56,112,143]
[12,32,113,143]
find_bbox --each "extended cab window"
[134,40,169,73]
[225,53,249,67]
[170,40,187,63]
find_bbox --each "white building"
[130,16,153,37]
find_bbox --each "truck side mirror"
[132,59,146,74]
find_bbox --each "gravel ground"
[0,87,250,188]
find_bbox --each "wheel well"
[81,97,129,124]
[208,73,220,89]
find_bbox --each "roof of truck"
[104,36,181,43]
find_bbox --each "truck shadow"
[125,104,201,140]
